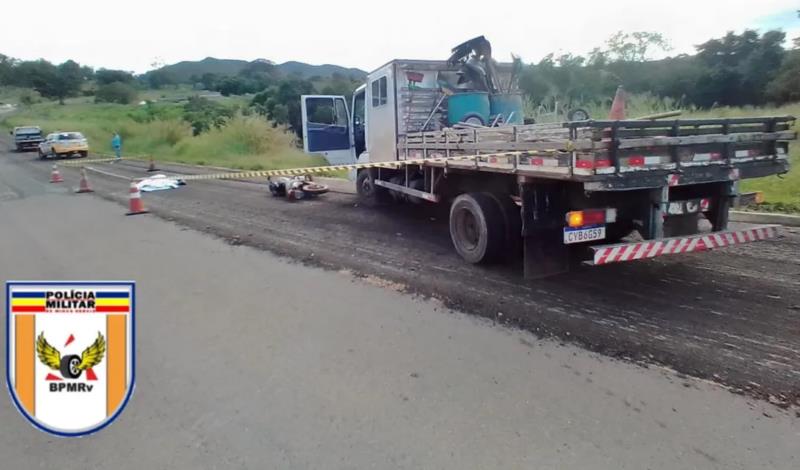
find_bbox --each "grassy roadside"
[2,100,326,171]
[541,99,799,213]
[680,104,800,213]
[3,97,798,211]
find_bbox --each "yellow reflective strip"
[95,298,130,307]
[11,299,46,307]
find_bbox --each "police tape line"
[62,157,122,166]
[175,154,490,181]
[59,147,570,182]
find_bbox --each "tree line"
[520,29,800,110]
[1,28,798,132]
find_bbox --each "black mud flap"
[520,181,571,279]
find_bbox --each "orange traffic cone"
[76,167,94,193]
[125,181,148,215]
[50,164,63,183]
[146,156,158,172]
[608,85,626,120]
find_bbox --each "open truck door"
[301,95,355,165]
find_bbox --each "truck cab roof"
[14,126,41,134]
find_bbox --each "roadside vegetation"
[1,29,798,209]
[2,100,324,170]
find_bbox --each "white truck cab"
[301,59,509,166]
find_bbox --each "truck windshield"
[16,127,40,135]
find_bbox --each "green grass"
[0,86,43,106]
[4,96,799,210]
[536,96,800,213]
[681,103,800,213]
[2,101,325,171]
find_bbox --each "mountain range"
[154,57,366,82]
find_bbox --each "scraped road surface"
[4,138,800,407]
[1,146,798,468]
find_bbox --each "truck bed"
[398,117,795,189]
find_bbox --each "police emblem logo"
[6,281,135,436]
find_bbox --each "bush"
[766,50,800,105]
[95,69,135,85]
[182,96,233,135]
[19,89,42,106]
[95,82,138,104]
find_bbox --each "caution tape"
[62,157,124,166]
[174,152,546,181]
[58,147,573,182]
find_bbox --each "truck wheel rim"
[361,178,372,194]
[454,208,479,251]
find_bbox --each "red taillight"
[566,209,606,227]
[582,210,606,225]
[576,159,593,169]
[628,155,645,166]
[594,159,612,168]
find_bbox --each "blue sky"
[1,0,798,73]
[754,8,798,30]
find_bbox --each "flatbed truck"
[300,58,795,278]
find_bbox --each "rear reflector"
[588,225,779,265]
[628,156,645,166]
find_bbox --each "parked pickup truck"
[10,126,44,152]
[300,49,795,279]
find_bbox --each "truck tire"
[486,193,522,258]
[461,113,485,126]
[60,355,82,379]
[449,192,505,264]
[356,169,391,205]
[567,108,590,121]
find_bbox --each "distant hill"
[157,58,249,82]
[153,57,366,83]
[277,61,367,79]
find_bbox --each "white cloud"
[1,0,797,73]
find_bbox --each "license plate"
[563,225,606,244]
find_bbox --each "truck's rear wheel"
[356,169,391,205]
[449,192,505,264]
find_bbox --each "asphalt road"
[1,145,798,468]
[6,139,800,408]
